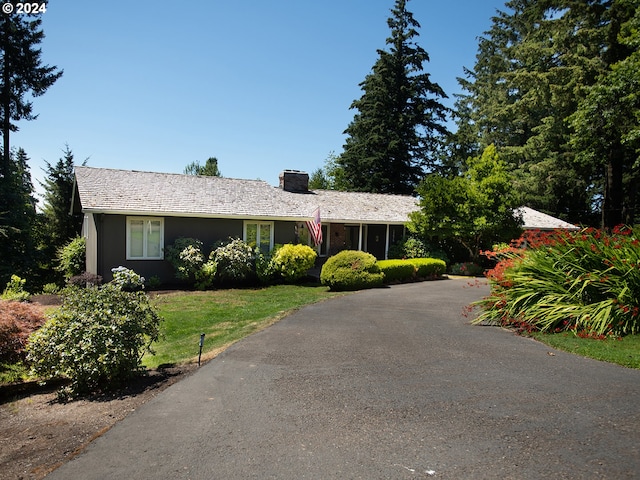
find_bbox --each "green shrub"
[255,247,279,285]
[1,275,30,302]
[27,274,162,396]
[41,283,61,294]
[165,237,205,281]
[449,262,483,276]
[388,236,429,259]
[408,258,447,278]
[271,244,317,283]
[212,238,256,285]
[146,275,162,290]
[0,301,47,363]
[320,250,384,291]
[377,260,416,283]
[473,226,640,336]
[56,236,86,280]
[388,237,450,263]
[195,258,217,290]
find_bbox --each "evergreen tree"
[0,147,37,285]
[0,5,63,173]
[571,0,639,228]
[40,145,84,254]
[337,0,449,194]
[184,157,222,176]
[453,0,638,227]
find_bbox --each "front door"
[366,224,386,260]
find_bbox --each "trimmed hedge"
[377,260,416,283]
[408,258,447,278]
[377,258,447,284]
[320,250,384,291]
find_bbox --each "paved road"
[47,280,640,479]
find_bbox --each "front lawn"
[146,285,344,368]
[532,332,640,369]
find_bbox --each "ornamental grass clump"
[473,226,640,337]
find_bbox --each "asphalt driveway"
[47,279,640,479]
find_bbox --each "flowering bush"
[27,276,162,396]
[212,238,256,285]
[271,244,317,283]
[473,226,640,337]
[165,238,205,281]
[111,266,145,291]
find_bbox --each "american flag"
[306,207,322,246]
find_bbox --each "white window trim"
[126,216,164,260]
[243,220,274,252]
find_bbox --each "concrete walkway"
[47,280,640,479]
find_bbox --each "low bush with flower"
[473,226,640,337]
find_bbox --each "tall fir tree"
[0,147,37,285]
[452,0,638,227]
[337,0,449,194]
[571,0,639,228]
[40,145,84,253]
[0,4,62,173]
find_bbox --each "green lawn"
[532,332,640,369]
[145,285,344,368]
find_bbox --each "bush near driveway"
[27,280,162,397]
[408,258,447,278]
[473,226,640,337]
[320,250,384,291]
[377,260,416,283]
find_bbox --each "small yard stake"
[198,333,205,366]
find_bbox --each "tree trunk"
[602,148,624,230]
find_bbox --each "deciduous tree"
[409,145,522,261]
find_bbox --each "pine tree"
[40,145,84,251]
[453,0,638,227]
[571,0,639,228]
[184,157,222,176]
[0,6,63,173]
[337,0,448,194]
[0,147,37,284]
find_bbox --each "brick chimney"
[279,170,309,193]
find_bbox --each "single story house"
[71,166,578,283]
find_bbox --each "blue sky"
[12,0,508,198]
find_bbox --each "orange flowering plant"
[472,226,640,337]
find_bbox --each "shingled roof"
[73,166,418,223]
[73,167,579,230]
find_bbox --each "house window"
[127,217,164,260]
[244,221,273,254]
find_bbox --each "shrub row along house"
[71,167,577,283]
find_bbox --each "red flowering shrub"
[474,226,640,337]
[0,301,47,362]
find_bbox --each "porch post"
[358,223,363,251]
[385,224,390,259]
